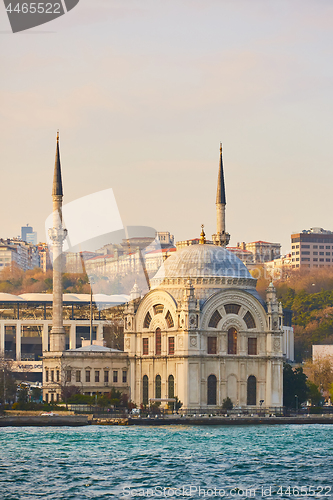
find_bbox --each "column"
[42,322,49,352]
[0,322,5,357]
[16,321,21,361]
[69,323,76,349]
[97,323,103,342]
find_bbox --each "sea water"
[0,425,332,499]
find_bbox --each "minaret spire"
[49,131,67,352]
[212,143,230,247]
[216,142,226,205]
[52,130,63,196]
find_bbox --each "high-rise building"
[291,228,333,269]
[21,224,33,242]
[26,231,37,245]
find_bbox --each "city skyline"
[1,1,333,254]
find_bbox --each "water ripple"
[0,425,332,499]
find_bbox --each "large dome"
[151,244,256,294]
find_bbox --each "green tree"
[222,397,233,410]
[283,363,309,408]
[17,384,29,405]
[31,387,42,402]
[306,381,322,406]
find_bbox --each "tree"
[283,363,309,408]
[61,385,81,407]
[304,355,333,395]
[31,387,42,402]
[0,359,17,405]
[17,384,29,405]
[222,397,233,410]
[329,383,333,402]
[306,381,322,406]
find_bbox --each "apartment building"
[291,228,333,269]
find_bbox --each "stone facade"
[124,244,284,409]
[43,343,129,402]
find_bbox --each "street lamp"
[295,395,298,413]
[260,400,264,416]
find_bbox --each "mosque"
[43,137,284,409]
[124,144,283,409]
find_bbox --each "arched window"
[143,375,149,405]
[243,311,256,329]
[207,375,217,405]
[165,310,174,328]
[247,375,256,406]
[153,304,164,315]
[155,375,161,399]
[208,310,222,328]
[224,304,241,315]
[144,311,152,329]
[168,375,174,399]
[155,328,161,355]
[228,327,237,354]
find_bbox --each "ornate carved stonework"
[190,336,197,347]
[221,317,243,331]
[178,336,184,348]
[189,314,197,329]
[273,338,280,352]
[202,290,266,331]
[48,227,68,243]
[153,276,256,288]
[125,338,130,349]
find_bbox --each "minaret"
[49,132,67,352]
[212,143,230,247]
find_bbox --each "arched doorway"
[207,374,217,405]
[155,375,161,399]
[143,375,149,405]
[247,375,256,406]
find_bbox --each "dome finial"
[199,224,206,244]
[57,130,59,143]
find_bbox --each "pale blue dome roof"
[153,244,254,281]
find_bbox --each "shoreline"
[1,415,333,427]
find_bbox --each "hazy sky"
[1,0,333,254]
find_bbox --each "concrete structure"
[124,146,284,410]
[291,228,333,269]
[0,292,127,357]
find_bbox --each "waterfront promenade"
[1,413,333,426]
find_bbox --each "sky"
[1,0,333,254]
